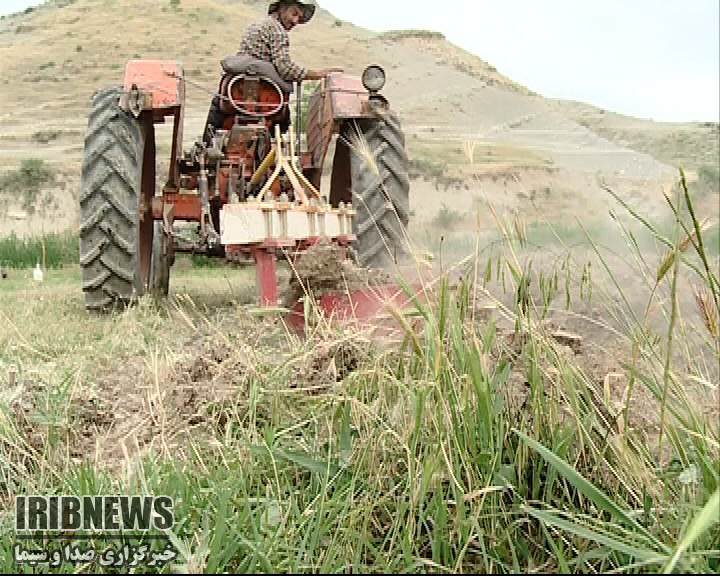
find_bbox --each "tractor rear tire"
[79,86,157,311]
[348,109,410,270]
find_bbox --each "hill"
[0,0,717,240]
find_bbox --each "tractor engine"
[178,65,302,246]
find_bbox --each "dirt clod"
[281,241,392,308]
[295,339,364,393]
[551,329,583,353]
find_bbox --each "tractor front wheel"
[347,109,410,270]
[79,86,160,311]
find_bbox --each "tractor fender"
[306,73,385,172]
[120,60,185,114]
[324,74,373,119]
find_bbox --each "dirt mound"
[281,241,393,307]
[2,336,254,472]
[289,339,365,394]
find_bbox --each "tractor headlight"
[362,65,386,93]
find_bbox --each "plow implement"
[285,283,422,336]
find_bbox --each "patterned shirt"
[238,14,305,83]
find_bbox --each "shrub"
[32,130,61,144]
[190,253,224,268]
[698,163,719,190]
[378,29,446,42]
[297,80,321,133]
[0,159,56,215]
[431,203,464,230]
[408,158,446,181]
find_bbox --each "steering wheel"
[226,75,285,117]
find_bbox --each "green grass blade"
[513,427,670,554]
[524,506,668,565]
[540,522,571,574]
[663,490,720,574]
[273,448,341,477]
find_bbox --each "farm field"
[0,0,718,572]
[2,200,718,572]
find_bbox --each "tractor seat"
[221,54,294,95]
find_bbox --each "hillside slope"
[0,0,715,239]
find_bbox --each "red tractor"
[78,57,410,313]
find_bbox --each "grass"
[406,136,549,192]
[573,115,719,176]
[0,231,265,272]
[1,3,716,568]
[0,172,717,573]
[0,229,78,270]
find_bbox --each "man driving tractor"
[240,0,343,83]
[204,0,343,143]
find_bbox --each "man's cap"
[268,0,316,24]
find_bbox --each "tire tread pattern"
[79,86,144,311]
[348,109,410,270]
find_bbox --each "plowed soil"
[280,241,392,308]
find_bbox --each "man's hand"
[304,67,344,80]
